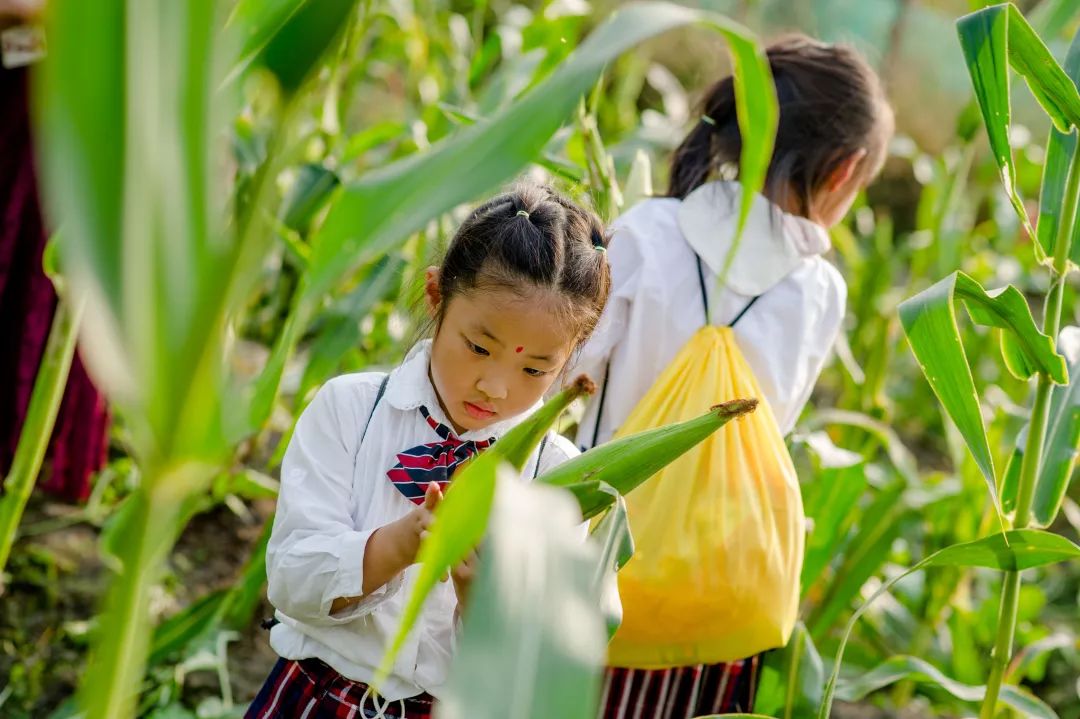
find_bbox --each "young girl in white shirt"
[247,184,610,719]
[576,34,894,717]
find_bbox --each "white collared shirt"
[267,340,578,700]
[573,182,846,447]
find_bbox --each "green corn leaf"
[834,655,1056,718]
[295,256,407,403]
[751,622,823,718]
[147,590,229,666]
[806,480,912,639]
[302,1,776,328]
[817,529,1080,718]
[588,484,633,638]
[374,380,593,685]
[226,0,307,70]
[799,458,868,595]
[436,473,606,719]
[898,271,1066,510]
[1036,28,1080,264]
[957,4,1080,251]
[255,0,357,95]
[1003,327,1080,524]
[281,164,341,233]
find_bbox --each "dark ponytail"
[668,33,893,215]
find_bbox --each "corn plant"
[817,5,1080,717]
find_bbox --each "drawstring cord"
[359,685,408,719]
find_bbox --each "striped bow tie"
[386,406,495,505]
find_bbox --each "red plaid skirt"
[598,656,761,719]
[245,658,435,719]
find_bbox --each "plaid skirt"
[598,656,761,719]
[245,657,435,719]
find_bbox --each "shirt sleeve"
[266,375,404,626]
[736,260,847,434]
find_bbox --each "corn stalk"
[0,295,85,577]
[982,138,1080,717]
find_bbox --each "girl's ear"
[424,266,442,319]
[826,147,868,192]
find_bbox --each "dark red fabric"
[246,658,435,719]
[0,64,109,502]
[598,656,761,719]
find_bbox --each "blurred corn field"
[2,1,1080,718]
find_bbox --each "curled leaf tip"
[710,398,758,416]
[572,374,597,396]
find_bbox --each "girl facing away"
[574,34,894,717]
[247,184,610,719]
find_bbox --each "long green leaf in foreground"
[957,3,1080,250]
[898,271,1066,511]
[374,378,595,685]
[817,529,1080,718]
[540,399,758,519]
[436,471,607,719]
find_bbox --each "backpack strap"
[361,374,390,446]
[728,294,761,328]
[586,360,612,451]
[695,254,711,325]
[695,253,760,328]
[532,433,550,479]
[263,373,390,633]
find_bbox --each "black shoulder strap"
[532,433,550,479]
[587,360,612,451]
[360,374,390,446]
[263,373,389,633]
[695,254,711,324]
[696,252,760,328]
[728,294,761,328]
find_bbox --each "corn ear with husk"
[539,398,759,519]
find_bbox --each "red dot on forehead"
[515,346,524,353]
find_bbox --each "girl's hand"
[388,482,444,565]
[451,550,478,612]
[355,483,443,600]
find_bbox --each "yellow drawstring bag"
[605,325,804,668]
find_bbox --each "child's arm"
[330,483,443,613]
[267,376,415,626]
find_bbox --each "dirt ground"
[0,497,279,716]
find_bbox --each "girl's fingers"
[423,482,444,510]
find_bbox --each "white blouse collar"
[676,181,831,296]
[385,339,541,441]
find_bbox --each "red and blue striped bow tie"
[386,406,495,505]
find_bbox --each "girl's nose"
[476,374,507,401]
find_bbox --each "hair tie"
[516,210,530,219]
[700,115,716,126]
[594,245,607,254]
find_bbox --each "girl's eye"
[524,367,547,377]
[466,339,489,356]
